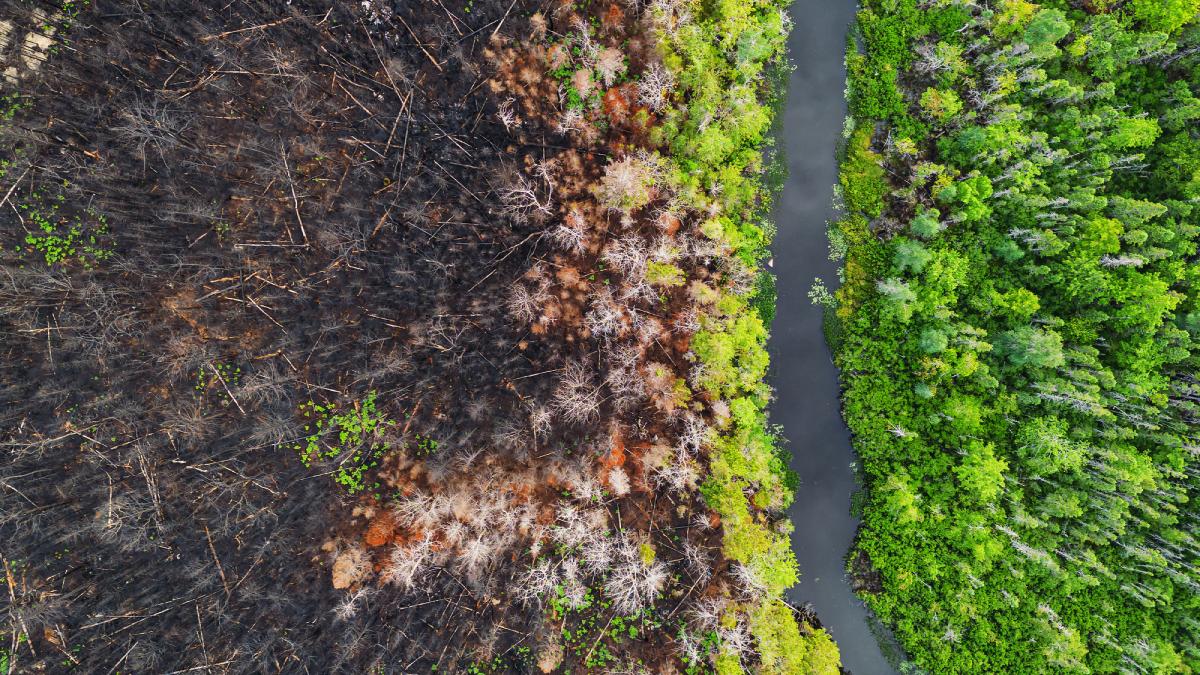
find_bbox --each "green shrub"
[749,599,841,675]
[1126,0,1200,33]
[691,297,771,401]
[750,270,777,326]
[840,127,888,218]
[919,87,962,121]
[646,261,686,287]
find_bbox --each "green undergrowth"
[12,184,114,269]
[193,362,242,407]
[551,585,660,671]
[658,0,842,671]
[293,391,395,495]
[462,647,534,675]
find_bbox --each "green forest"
[833,0,1200,672]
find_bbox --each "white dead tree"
[499,162,555,220]
[637,62,675,112]
[496,97,520,131]
[551,210,589,253]
[553,360,603,424]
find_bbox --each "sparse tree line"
[485,0,845,671]
[834,0,1200,672]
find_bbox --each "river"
[771,2,899,674]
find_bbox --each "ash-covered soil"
[0,1,806,673]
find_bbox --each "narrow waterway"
[772,3,898,674]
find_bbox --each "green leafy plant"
[16,186,114,268]
[293,391,394,494]
[193,362,242,405]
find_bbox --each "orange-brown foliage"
[602,3,625,31]
[364,511,397,548]
[603,86,633,123]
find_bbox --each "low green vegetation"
[549,583,658,672]
[748,599,840,675]
[1,93,26,121]
[463,647,534,675]
[193,362,242,406]
[14,185,113,268]
[835,0,1200,671]
[294,391,394,495]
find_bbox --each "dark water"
[772,2,898,674]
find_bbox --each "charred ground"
[0,0,835,673]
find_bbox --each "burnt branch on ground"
[0,1,754,673]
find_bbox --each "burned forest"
[0,1,838,673]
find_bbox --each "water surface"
[772,2,898,673]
